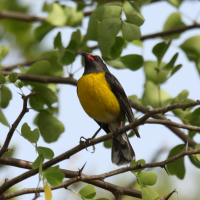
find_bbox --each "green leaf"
[162,52,179,72]
[98,36,115,57]
[122,21,141,42]
[85,13,99,41]
[79,185,96,199]
[46,3,67,26]
[131,40,143,47]
[0,73,5,84]
[184,107,200,126]
[58,46,76,66]
[104,139,112,148]
[21,123,40,143]
[152,40,171,66]
[31,85,58,108]
[130,159,146,173]
[54,32,62,49]
[0,46,9,61]
[36,146,54,159]
[32,154,44,169]
[44,166,65,186]
[1,85,12,108]
[38,111,64,143]
[171,64,182,76]
[66,7,83,27]
[188,154,200,168]
[0,109,9,126]
[106,54,143,70]
[34,22,55,42]
[95,2,122,22]
[27,60,51,76]
[171,90,189,104]
[14,81,24,88]
[8,73,18,83]
[137,0,151,4]
[123,1,145,26]
[141,186,160,200]
[143,81,171,108]
[166,144,185,179]
[163,13,185,39]
[195,144,200,161]
[137,172,157,186]
[71,29,81,47]
[143,61,168,84]
[180,36,200,74]
[109,37,125,59]
[168,0,183,7]
[98,18,122,38]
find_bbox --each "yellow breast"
[77,72,122,123]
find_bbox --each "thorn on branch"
[162,165,169,175]
[163,189,177,200]
[78,162,87,178]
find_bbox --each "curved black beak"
[79,51,90,59]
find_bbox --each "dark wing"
[105,72,140,138]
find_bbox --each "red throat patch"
[88,55,94,60]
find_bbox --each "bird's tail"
[111,133,135,166]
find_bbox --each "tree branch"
[146,119,200,132]
[0,10,46,22]
[0,10,94,22]
[129,100,197,149]
[0,100,199,194]
[0,71,78,86]
[1,145,200,199]
[0,92,37,158]
[1,57,49,71]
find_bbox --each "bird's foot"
[79,136,95,153]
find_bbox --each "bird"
[77,52,140,166]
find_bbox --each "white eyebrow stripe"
[89,53,106,65]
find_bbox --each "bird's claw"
[79,136,95,153]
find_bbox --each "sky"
[1,0,200,200]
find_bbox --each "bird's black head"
[80,52,110,75]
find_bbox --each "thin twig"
[0,92,37,158]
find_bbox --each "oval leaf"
[141,186,160,200]
[0,109,9,127]
[123,1,145,26]
[36,146,54,159]
[1,85,12,108]
[98,18,122,38]
[137,172,157,186]
[166,144,185,179]
[95,2,122,22]
[44,166,65,187]
[8,73,18,83]
[37,111,64,143]
[122,21,141,42]
[79,185,96,199]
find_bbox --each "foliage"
[0,0,200,200]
